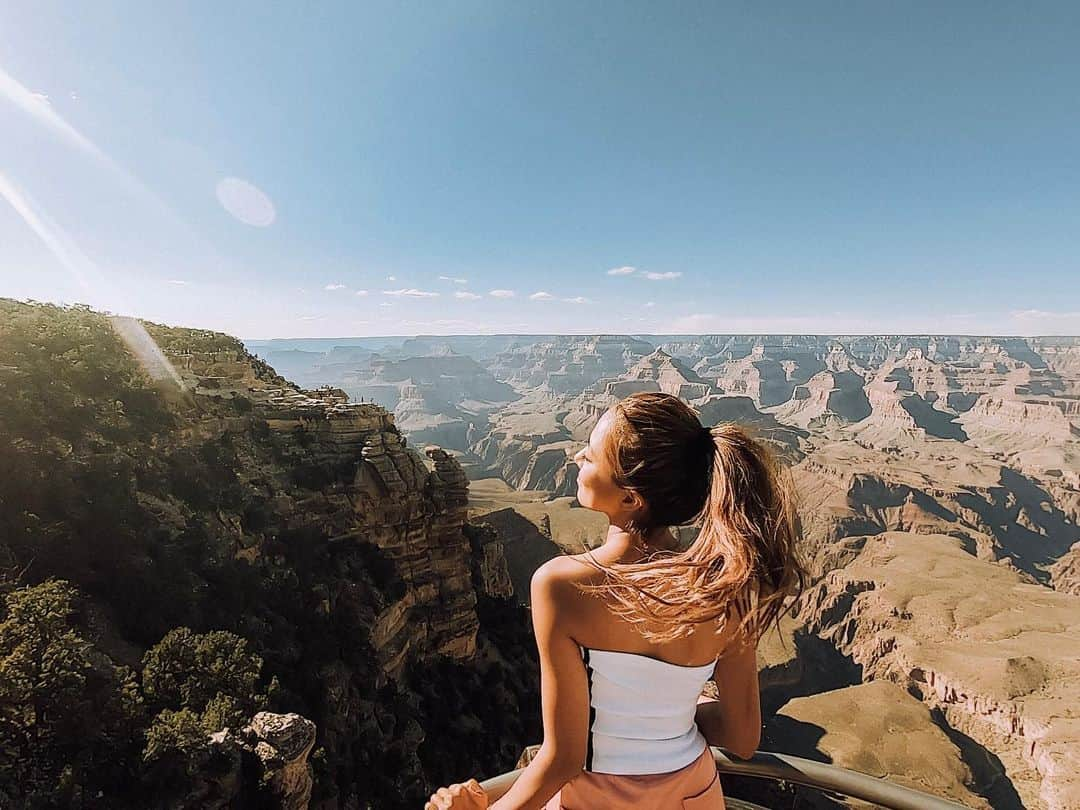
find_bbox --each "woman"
[426,392,804,810]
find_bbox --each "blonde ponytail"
[581,394,805,644]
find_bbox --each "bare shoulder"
[531,554,586,591]
[530,555,598,606]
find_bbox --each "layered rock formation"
[800,532,1080,810]
[468,508,562,604]
[1,303,543,809]
[770,370,872,429]
[340,353,518,450]
[471,391,578,492]
[162,350,507,679]
[489,335,652,392]
[623,349,714,400]
[793,441,1077,582]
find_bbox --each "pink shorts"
[544,746,724,810]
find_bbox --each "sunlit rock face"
[622,348,714,400]
[170,360,537,805]
[798,532,1080,810]
[792,440,1077,586]
[488,335,653,392]
[1048,541,1080,595]
[333,353,519,451]
[155,339,503,676]
[765,681,991,809]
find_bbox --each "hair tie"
[699,425,716,455]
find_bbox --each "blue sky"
[1,2,1078,337]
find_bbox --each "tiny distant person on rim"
[427,392,805,810]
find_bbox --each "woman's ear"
[622,489,645,512]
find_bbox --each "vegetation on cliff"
[0,299,540,808]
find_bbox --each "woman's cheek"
[576,468,593,506]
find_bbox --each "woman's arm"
[694,633,761,760]
[488,558,589,810]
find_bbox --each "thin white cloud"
[529,291,555,301]
[454,291,482,300]
[607,266,681,281]
[379,301,393,307]
[383,288,440,298]
[324,282,346,291]
[645,301,656,308]
[355,289,369,296]
[489,289,516,298]
[563,296,589,305]
[1010,308,1080,321]
[386,275,396,281]
[439,275,469,284]
[297,315,323,321]
[167,279,188,286]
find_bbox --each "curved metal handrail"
[479,747,971,810]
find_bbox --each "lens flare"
[215,177,276,227]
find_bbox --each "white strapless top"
[581,647,716,775]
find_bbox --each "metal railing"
[479,748,972,810]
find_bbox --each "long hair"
[582,392,804,644]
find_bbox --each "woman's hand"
[424,779,489,810]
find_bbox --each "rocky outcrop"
[793,443,1078,582]
[178,712,317,810]
[150,336,532,805]
[624,349,714,401]
[516,444,577,493]
[464,522,514,599]
[471,394,577,488]
[799,532,1080,810]
[959,395,1079,446]
[489,335,653,392]
[1048,541,1080,595]
[243,712,317,810]
[471,508,562,604]
[339,354,517,449]
[392,383,473,450]
[770,370,871,429]
[852,365,969,444]
[765,681,991,808]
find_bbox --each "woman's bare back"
[554,527,736,668]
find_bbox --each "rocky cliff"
[798,532,1080,810]
[0,301,540,810]
[792,440,1078,585]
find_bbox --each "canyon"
[250,331,1079,809]
[2,303,1076,809]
